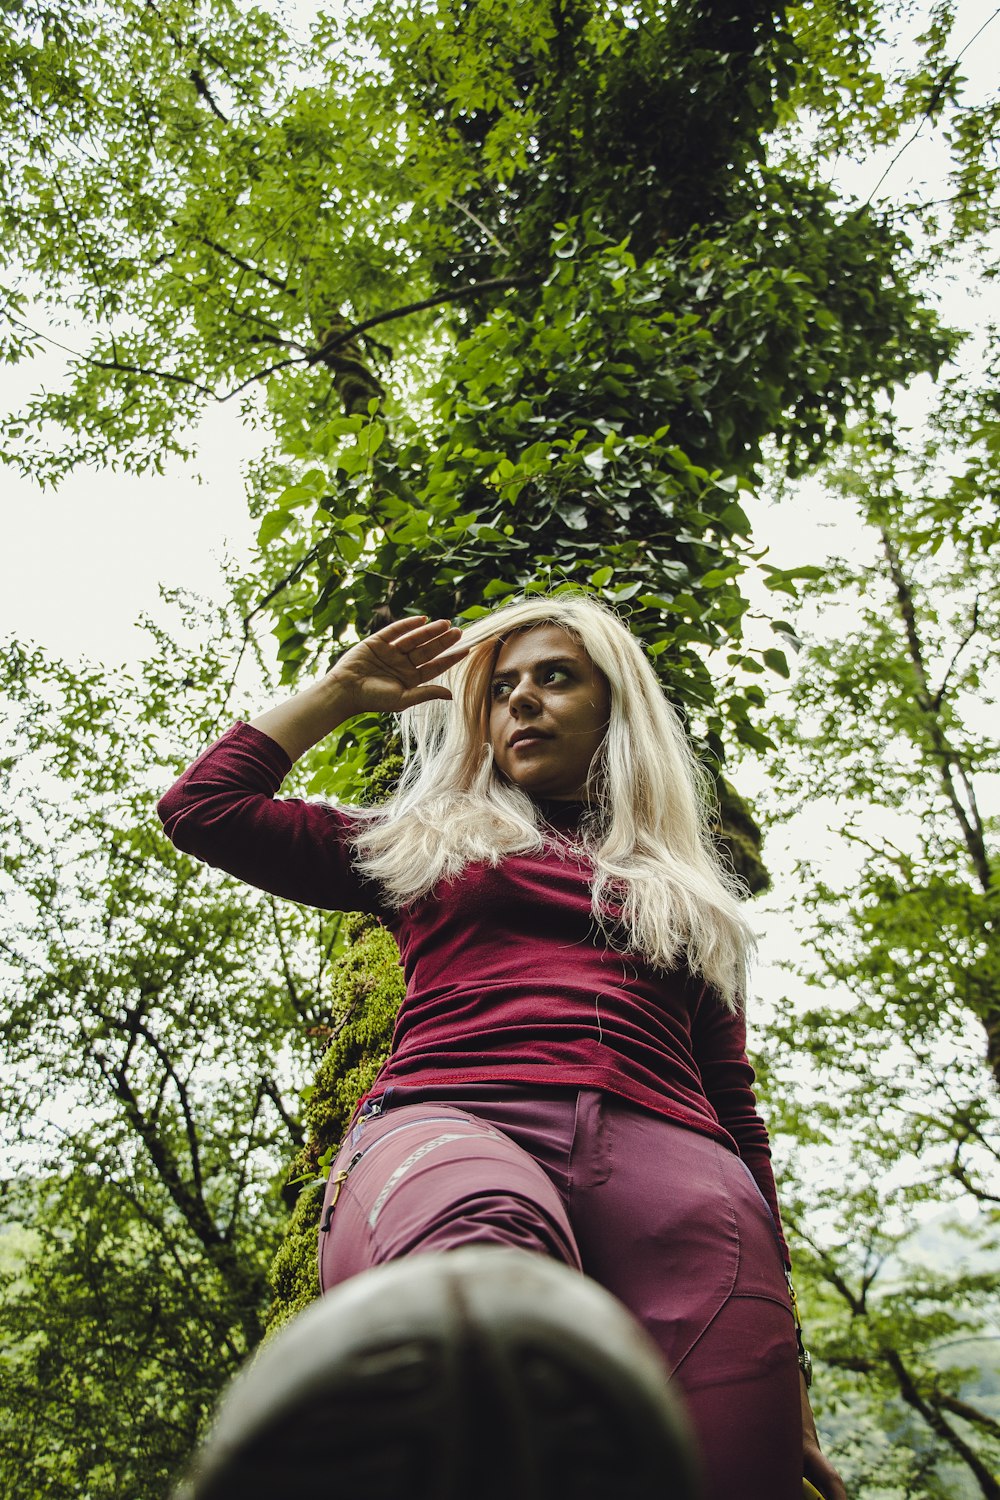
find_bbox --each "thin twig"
[446,195,510,255]
[932,594,981,711]
[195,233,297,298]
[309,273,534,362]
[217,272,536,401]
[243,541,324,628]
[863,7,1000,208]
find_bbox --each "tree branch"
[91,1038,217,1247]
[309,274,536,364]
[934,1392,1000,1440]
[145,0,230,122]
[786,1218,871,1316]
[860,4,1000,211]
[223,1077,266,1241]
[825,1354,877,1374]
[216,272,537,400]
[950,1151,1000,1204]
[243,541,324,628]
[932,593,982,711]
[189,69,228,123]
[89,1026,263,1345]
[195,233,297,298]
[445,195,510,255]
[10,272,537,424]
[124,1008,206,1206]
[80,352,216,397]
[881,529,993,893]
[262,1075,304,1148]
[882,1346,1000,1499]
[268,896,302,1017]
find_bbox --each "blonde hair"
[349,592,754,1009]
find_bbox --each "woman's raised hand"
[250,615,470,763]
[330,616,470,716]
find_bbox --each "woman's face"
[488,624,611,802]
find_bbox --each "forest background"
[0,0,998,1496]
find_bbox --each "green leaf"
[771,620,803,652]
[762,647,790,678]
[257,509,294,547]
[700,567,739,589]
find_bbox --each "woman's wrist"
[249,669,358,763]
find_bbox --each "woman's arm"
[158,723,381,909]
[802,1380,848,1500]
[158,616,470,909]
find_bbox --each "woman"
[159,594,845,1500]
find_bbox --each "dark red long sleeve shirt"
[158,722,789,1262]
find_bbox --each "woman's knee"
[318,1105,580,1292]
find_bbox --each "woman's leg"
[671,1293,803,1499]
[292,1096,699,1500]
[318,1100,582,1291]
[418,1086,801,1500]
[316,1088,803,1498]
[562,1092,802,1500]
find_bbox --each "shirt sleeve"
[156,722,387,916]
[690,985,791,1267]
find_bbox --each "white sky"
[0,366,265,666]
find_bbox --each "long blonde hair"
[349,593,754,1008]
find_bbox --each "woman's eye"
[491,669,569,698]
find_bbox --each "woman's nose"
[508,678,540,714]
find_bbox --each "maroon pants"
[318,1085,802,1500]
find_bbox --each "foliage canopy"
[1,0,953,769]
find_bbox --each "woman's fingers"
[412,641,470,679]
[398,681,455,708]
[409,630,467,671]
[391,620,458,658]
[373,614,431,644]
[353,615,470,712]
[373,615,453,652]
[371,617,467,672]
